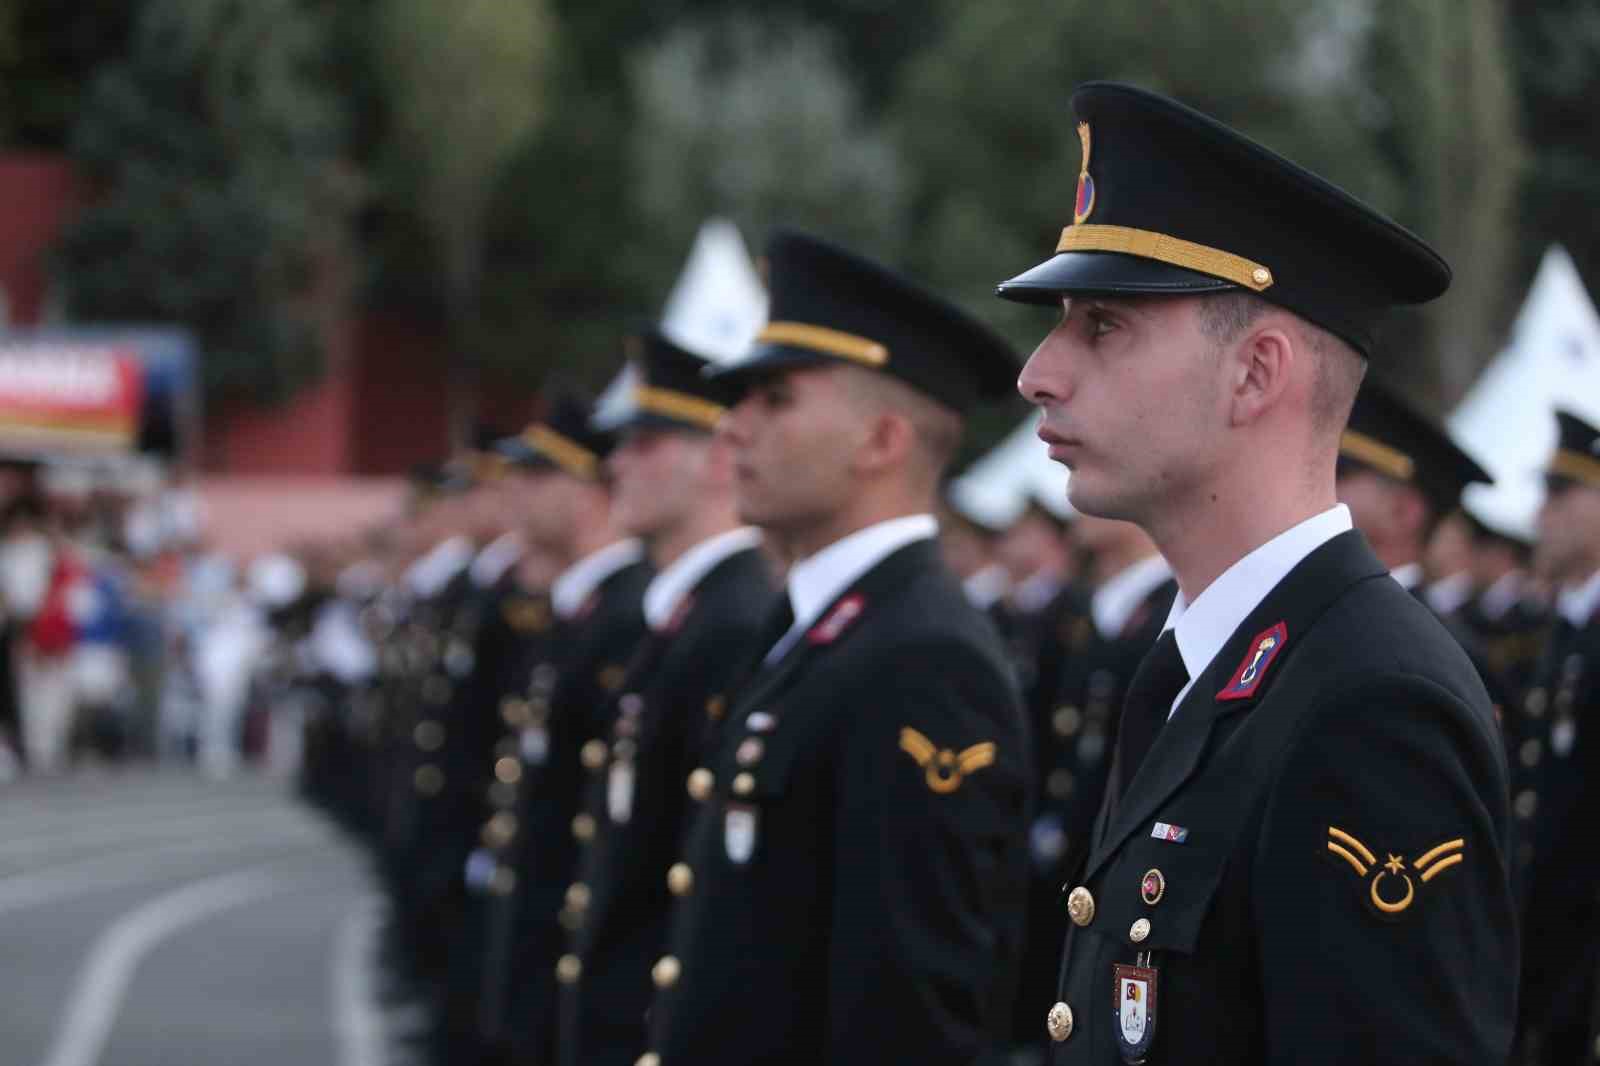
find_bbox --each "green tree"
[1506,0,1600,305]
[55,0,360,402]
[371,0,555,436]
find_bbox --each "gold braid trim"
[1056,223,1275,291]
[523,425,598,480]
[634,386,725,430]
[1549,449,1600,489]
[757,321,889,368]
[1340,430,1415,481]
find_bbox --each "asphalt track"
[0,768,407,1066]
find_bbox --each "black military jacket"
[496,556,652,1059]
[1015,574,1176,1045]
[644,538,1029,1066]
[1046,531,1513,1064]
[559,545,777,1066]
[1512,603,1600,1064]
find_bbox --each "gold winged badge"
[1326,826,1464,918]
[899,727,996,794]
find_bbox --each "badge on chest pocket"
[725,803,758,864]
[607,760,635,824]
[1113,962,1158,1063]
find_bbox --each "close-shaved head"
[835,364,963,492]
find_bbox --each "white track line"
[38,867,283,1066]
[331,895,386,1066]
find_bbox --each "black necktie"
[1115,629,1188,798]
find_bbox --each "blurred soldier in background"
[642,229,1029,1066]
[470,397,650,1066]
[1012,514,1173,1060]
[1514,410,1600,1066]
[556,328,776,1066]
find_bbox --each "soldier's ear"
[852,410,916,479]
[1226,319,1296,430]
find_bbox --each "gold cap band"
[1340,430,1415,481]
[756,321,889,368]
[633,385,725,430]
[1056,223,1275,292]
[523,424,598,480]
[1549,448,1600,489]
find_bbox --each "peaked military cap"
[1545,410,1600,491]
[710,228,1019,414]
[995,82,1451,358]
[1339,382,1489,517]
[613,327,736,435]
[498,394,613,481]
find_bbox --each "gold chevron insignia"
[899,727,996,794]
[1326,827,1465,917]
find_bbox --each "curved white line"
[331,895,386,1066]
[39,868,282,1066]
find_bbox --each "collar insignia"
[807,593,866,645]
[1074,122,1097,225]
[1216,621,1288,702]
[1326,826,1465,920]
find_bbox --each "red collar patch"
[663,592,696,635]
[808,594,866,645]
[1216,622,1288,702]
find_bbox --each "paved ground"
[0,768,398,1066]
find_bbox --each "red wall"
[0,155,83,326]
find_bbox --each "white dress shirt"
[766,514,938,663]
[1423,571,1474,616]
[642,527,763,631]
[1477,570,1528,623]
[1390,561,1424,593]
[1164,504,1353,717]
[1557,568,1600,628]
[470,531,526,589]
[406,535,475,599]
[1091,552,1173,639]
[962,563,1010,611]
[552,539,644,620]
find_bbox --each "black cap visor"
[996,250,1237,305]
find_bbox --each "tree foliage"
[55,0,359,402]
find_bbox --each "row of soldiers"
[289,85,1600,1066]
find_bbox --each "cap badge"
[898,727,996,794]
[1216,622,1288,702]
[1325,826,1465,921]
[1073,121,1097,225]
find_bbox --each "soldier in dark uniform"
[555,328,777,1066]
[1333,381,1513,717]
[1455,484,1550,712]
[641,229,1030,1066]
[1013,515,1173,1058]
[1003,82,1514,1062]
[445,397,652,1066]
[1514,410,1600,1065]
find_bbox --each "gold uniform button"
[1046,1001,1074,1042]
[1514,790,1539,820]
[732,772,756,797]
[1251,266,1272,287]
[494,756,522,785]
[413,764,444,795]
[652,955,682,989]
[667,862,694,896]
[414,720,445,751]
[489,866,516,896]
[637,1054,661,1066]
[581,739,608,770]
[736,737,765,766]
[556,954,582,984]
[1052,705,1082,737]
[500,697,530,727]
[687,768,714,802]
[566,882,591,912]
[1130,918,1151,943]
[484,811,518,848]
[1066,886,1095,927]
[572,812,597,842]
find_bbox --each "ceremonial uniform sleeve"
[824,638,1029,1065]
[1252,674,1516,1064]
